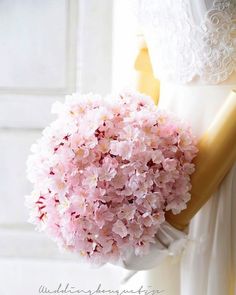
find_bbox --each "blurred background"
[0,0,140,294]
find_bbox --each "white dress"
[122,1,236,294]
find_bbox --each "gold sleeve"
[134,37,160,104]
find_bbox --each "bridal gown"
[122,1,236,294]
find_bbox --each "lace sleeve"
[132,0,236,84]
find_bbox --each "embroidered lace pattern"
[135,0,236,84]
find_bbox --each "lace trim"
[135,0,236,84]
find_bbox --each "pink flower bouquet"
[26,91,197,265]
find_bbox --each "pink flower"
[82,166,99,188]
[151,150,164,164]
[95,204,114,228]
[110,140,133,160]
[162,158,177,171]
[112,220,128,238]
[128,221,143,239]
[99,156,117,181]
[117,204,136,221]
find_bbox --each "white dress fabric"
[122,1,236,294]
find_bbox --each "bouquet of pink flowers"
[26,91,197,265]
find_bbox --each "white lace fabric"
[135,0,236,84]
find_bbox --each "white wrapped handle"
[118,221,188,271]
